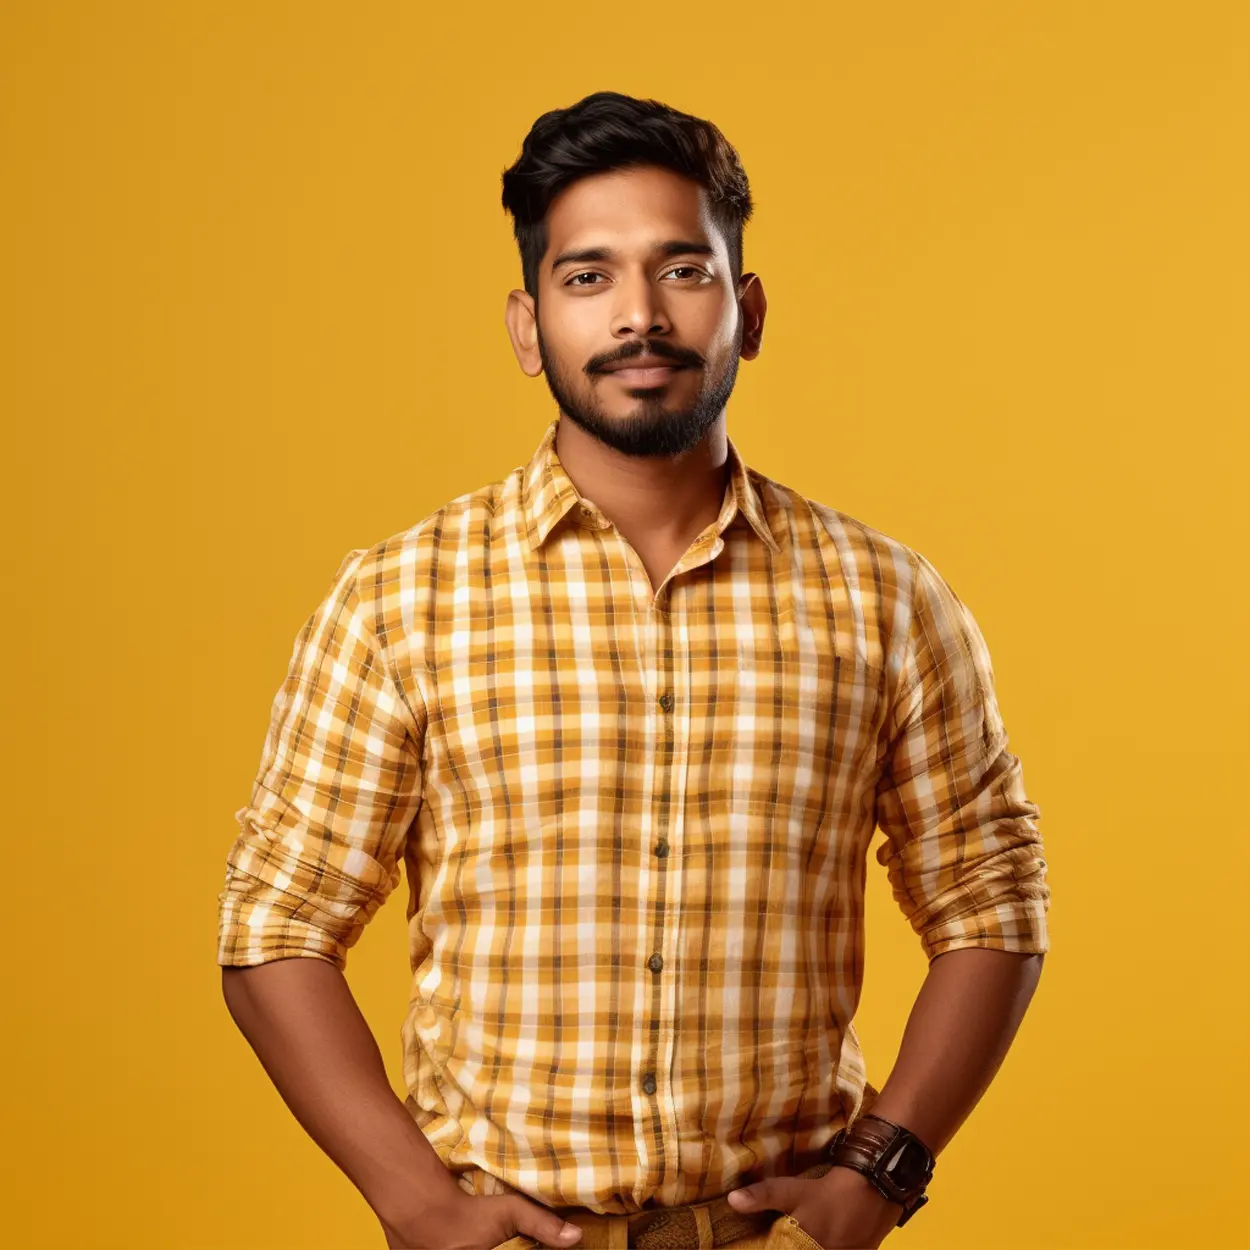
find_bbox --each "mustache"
[584,339,705,375]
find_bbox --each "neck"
[553,413,731,548]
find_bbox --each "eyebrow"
[550,239,716,272]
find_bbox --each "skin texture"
[504,164,766,593]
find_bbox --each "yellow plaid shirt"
[216,418,1050,1214]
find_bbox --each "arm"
[865,946,1044,1158]
[221,956,463,1231]
[836,553,1052,1239]
[867,548,1051,1148]
[216,550,452,1228]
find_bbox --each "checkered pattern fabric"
[217,418,1050,1214]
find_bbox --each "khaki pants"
[492,1209,823,1249]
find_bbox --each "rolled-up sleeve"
[874,551,1050,962]
[216,547,425,971]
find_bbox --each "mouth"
[606,365,686,386]
[597,356,695,386]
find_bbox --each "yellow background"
[2,3,1246,1248]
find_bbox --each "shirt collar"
[521,418,779,555]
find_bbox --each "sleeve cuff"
[876,827,1051,963]
[216,867,357,971]
[921,898,1051,962]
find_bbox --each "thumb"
[507,1196,584,1248]
[727,1177,803,1214]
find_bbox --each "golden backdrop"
[1,3,1246,1248]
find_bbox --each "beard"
[537,322,743,459]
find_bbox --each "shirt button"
[658,692,674,712]
[654,841,670,858]
[642,1073,657,1095]
[647,953,664,973]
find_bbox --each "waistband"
[550,1156,837,1248]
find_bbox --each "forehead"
[543,165,723,255]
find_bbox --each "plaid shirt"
[216,418,1050,1214]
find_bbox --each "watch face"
[884,1139,931,1189]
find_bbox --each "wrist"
[351,1100,465,1219]
[822,1163,903,1209]
[362,1145,464,1229]
[818,1167,906,1241]
[826,1112,936,1228]
[370,1174,465,1231]
[376,1185,471,1250]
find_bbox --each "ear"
[505,289,543,377]
[736,273,767,361]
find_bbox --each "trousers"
[490,1209,824,1249]
[489,1082,879,1250]
[491,1209,824,1249]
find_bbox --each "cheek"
[541,314,601,375]
[537,335,583,383]
[554,292,611,338]
[676,290,737,355]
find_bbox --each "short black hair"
[501,91,753,299]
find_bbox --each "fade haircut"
[501,91,753,300]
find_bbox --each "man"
[217,91,1050,1250]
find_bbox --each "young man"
[217,92,1050,1250]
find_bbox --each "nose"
[610,268,671,338]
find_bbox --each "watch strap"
[828,1114,936,1227]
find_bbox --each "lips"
[599,354,686,373]
[598,355,693,385]
[608,367,684,386]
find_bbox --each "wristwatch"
[827,1113,936,1227]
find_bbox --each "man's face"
[527,165,750,458]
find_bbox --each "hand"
[727,1166,904,1250]
[377,1187,584,1250]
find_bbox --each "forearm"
[865,947,1045,1156]
[220,956,460,1224]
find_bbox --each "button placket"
[641,587,678,1183]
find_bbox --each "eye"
[566,271,605,286]
[664,266,706,281]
